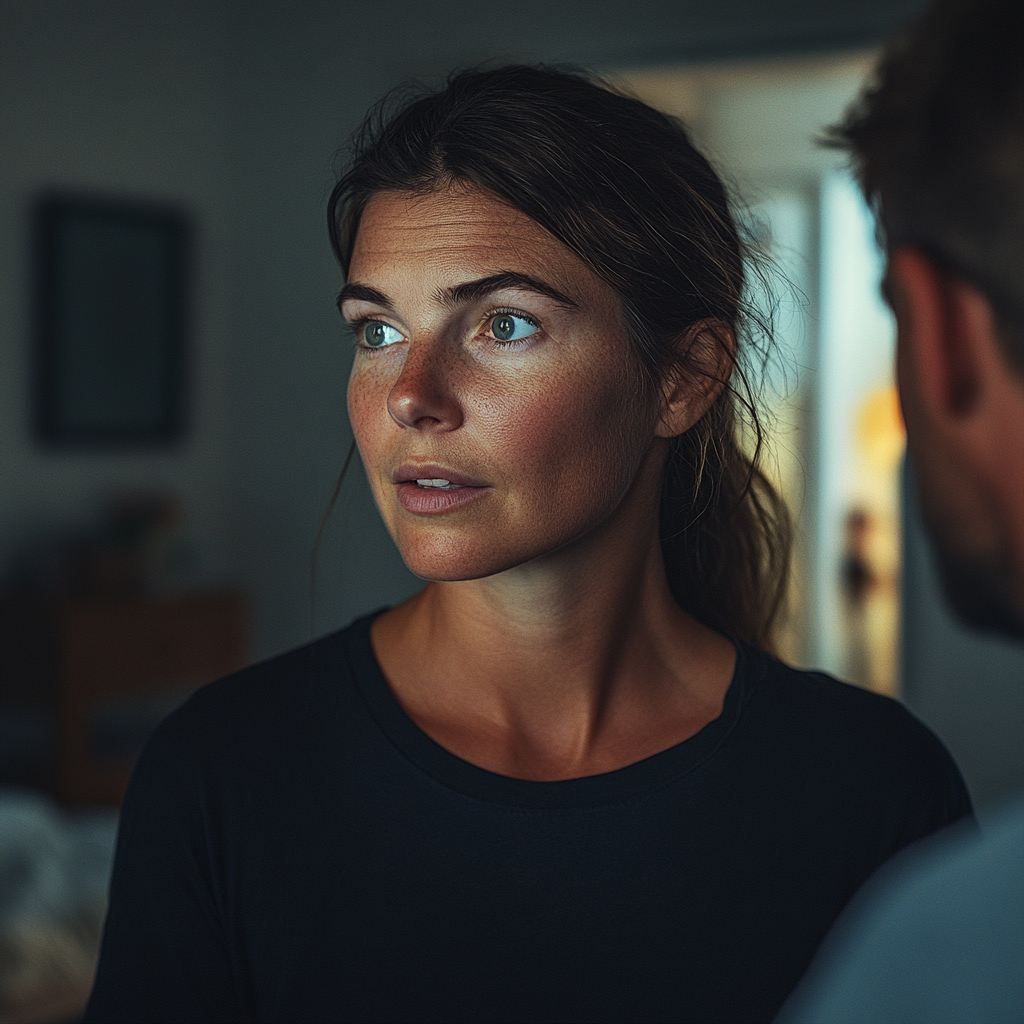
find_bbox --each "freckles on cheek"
[347,371,400,527]
[478,364,627,501]
[347,365,390,456]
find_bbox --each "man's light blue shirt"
[779,799,1024,1024]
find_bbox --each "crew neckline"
[343,610,759,810]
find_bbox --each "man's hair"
[829,0,1024,373]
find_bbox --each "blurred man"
[779,0,1023,1021]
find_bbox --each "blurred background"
[1,1,1022,1019]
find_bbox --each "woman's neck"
[370,454,736,781]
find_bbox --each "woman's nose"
[386,336,464,432]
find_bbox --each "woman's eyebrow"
[337,272,579,315]
[337,283,393,312]
[440,272,579,309]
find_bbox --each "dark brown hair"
[828,0,1024,370]
[328,64,791,649]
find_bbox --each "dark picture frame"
[33,193,190,447]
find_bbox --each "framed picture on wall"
[33,193,190,447]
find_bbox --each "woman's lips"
[391,463,485,488]
[391,463,489,515]
[396,480,489,515]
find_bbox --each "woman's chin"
[395,535,533,584]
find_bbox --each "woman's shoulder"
[745,644,923,726]
[131,614,375,783]
[732,645,973,841]
[738,644,967,787]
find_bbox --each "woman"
[86,66,971,1024]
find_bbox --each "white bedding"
[0,789,118,1022]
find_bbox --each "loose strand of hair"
[310,439,357,639]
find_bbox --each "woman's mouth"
[392,466,489,515]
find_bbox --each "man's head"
[832,0,1024,639]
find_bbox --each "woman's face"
[342,186,660,582]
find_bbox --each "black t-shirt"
[85,612,972,1024]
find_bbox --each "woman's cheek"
[347,362,389,457]
[476,365,624,503]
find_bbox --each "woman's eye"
[362,321,403,348]
[489,313,538,343]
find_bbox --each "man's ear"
[888,247,992,423]
[655,319,735,438]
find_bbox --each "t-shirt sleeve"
[797,671,977,865]
[886,704,976,852]
[83,713,248,1023]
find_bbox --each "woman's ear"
[655,319,735,438]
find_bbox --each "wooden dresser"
[0,590,247,807]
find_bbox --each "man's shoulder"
[882,800,1024,933]
[780,799,1024,1023]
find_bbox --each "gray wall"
[0,1,237,598]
